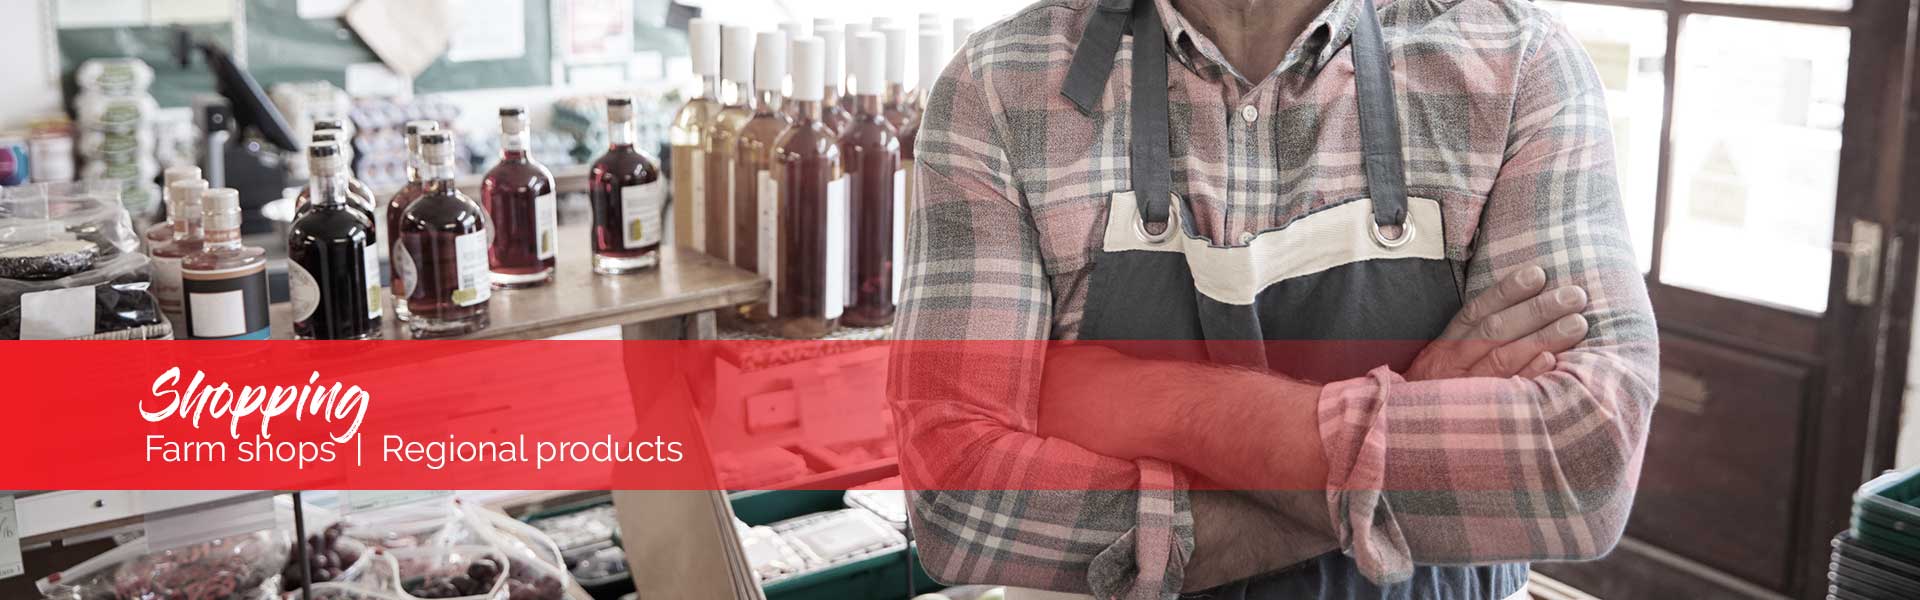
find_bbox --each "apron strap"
[1061,0,1173,229]
[1350,0,1409,227]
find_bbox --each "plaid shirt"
[891,0,1659,597]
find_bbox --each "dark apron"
[1060,0,1527,597]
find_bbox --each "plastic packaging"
[524,506,619,554]
[738,525,807,583]
[391,545,510,600]
[38,530,288,600]
[338,501,467,551]
[769,509,905,569]
[495,546,581,600]
[1,182,163,339]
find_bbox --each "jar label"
[621,183,664,249]
[453,229,491,307]
[536,191,558,260]
[183,263,270,340]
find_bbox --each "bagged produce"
[391,546,510,600]
[0,182,164,339]
[37,530,289,600]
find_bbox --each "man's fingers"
[1444,265,1547,340]
[1471,284,1586,343]
[1515,352,1556,379]
[1469,314,1589,377]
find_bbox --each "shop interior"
[3,0,1920,599]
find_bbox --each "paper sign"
[0,495,20,579]
[56,0,148,28]
[141,494,275,552]
[447,0,526,62]
[147,0,232,24]
[297,0,353,19]
[345,62,410,98]
[564,0,633,60]
[342,490,452,513]
[21,286,96,340]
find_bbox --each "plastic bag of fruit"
[37,529,288,600]
[390,546,512,600]
[337,500,467,551]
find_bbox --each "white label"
[536,191,559,260]
[827,177,849,320]
[21,286,96,339]
[0,495,20,579]
[689,150,706,250]
[141,495,274,552]
[189,290,248,338]
[757,169,779,317]
[364,244,383,318]
[288,260,320,322]
[453,230,491,307]
[394,243,417,301]
[621,183,665,249]
[151,255,184,321]
[893,168,908,305]
[724,160,737,262]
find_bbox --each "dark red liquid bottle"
[588,97,666,275]
[840,32,903,328]
[481,106,558,288]
[288,141,382,340]
[385,119,440,322]
[769,37,848,339]
[398,131,491,337]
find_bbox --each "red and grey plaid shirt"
[890,0,1660,597]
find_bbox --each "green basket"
[731,490,941,600]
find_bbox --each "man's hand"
[1407,265,1589,381]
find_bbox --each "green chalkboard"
[245,0,553,94]
[57,23,233,108]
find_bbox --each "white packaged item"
[769,508,907,568]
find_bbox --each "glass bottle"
[839,23,870,116]
[880,27,915,131]
[288,141,382,340]
[588,97,667,274]
[671,18,723,257]
[777,23,805,122]
[733,31,795,324]
[769,38,847,339]
[482,106,558,288]
[181,188,270,340]
[816,26,854,137]
[709,24,758,265]
[150,178,207,334]
[302,130,379,222]
[386,120,440,321]
[398,131,491,337]
[145,165,204,249]
[841,33,903,328]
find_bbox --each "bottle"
[482,106,558,288]
[814,25,853,137]
[839,23,870,116]
[881,27,914,131]
[181,188,270,340]
[385,120,440,322]
[304,130,379,220]
[709,24,758,264]
[288,141,383,340]
[841,33,903,328]
[897,29,948,262]
[299,131,378,224]
[671,18,724,257]
[398,131,491,337]
[150,178,208,333]
[778,22,806,121]
[769,38,848,339]
[588,97,667,274]
[732,31,795,324]
[144,165,204,249]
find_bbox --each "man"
[891,0,1658,598]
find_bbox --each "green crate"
[731,490,941,600]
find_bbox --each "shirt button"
[1240,104,1259,122]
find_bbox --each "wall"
[1896,258,1920,468]
[0,0,63,130]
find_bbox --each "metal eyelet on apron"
[1133,194,1179,244]
[1371,221,1414,249]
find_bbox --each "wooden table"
[272,231,765,340]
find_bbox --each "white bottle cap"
[883,27,909,85]
[723,24,755,83]
[918,29,949,92]
[873,16,896,30]
[845,22,869,38]
[812,18,836,38]
[819,28,845,89]
[780,21,807,42]
[852,33,886,96]
[163,165,202,186]
[791,37,826,103]
[953,18,976,45]
[689,19,720,76]
[918,12,941,28]
[755,31,787,91]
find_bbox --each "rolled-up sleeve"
[1318,17,1659,583]
[890,36,1195,600]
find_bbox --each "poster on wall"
[447,0,527,62]
[562,0,633,60]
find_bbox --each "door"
[1528,0,1918,597]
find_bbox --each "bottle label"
[289,260,320,323]
[183,263,270,340]
[364,243,383,319]
[394,242,417,302]
[536,191,558,260]
[621,183,665,249]
[757,169,779,317]
[894,167,908,305]
[453,230,491,307]
[689,150,706,250]
[151,255,184,323]
[827,176,849,321]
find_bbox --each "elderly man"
[890,0,1658,597]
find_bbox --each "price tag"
[342,491,452,514]
[0,495,21,579]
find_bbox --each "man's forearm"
[1186,489,1339,591]
[1134,361,1327,493]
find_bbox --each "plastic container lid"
[162,165,202,186]
[689,18,720,76]
[755,31,788,90]
[883,27,910,85]
[791,37,826,103]
[851,33,886,97]
[723,24,756,83]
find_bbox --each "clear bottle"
[302,130,379,222]
[838,23,870,116]
[880,27,915,131]
[182,188,271,340]
[709,24,759,266]
[769,38,847,339]
[815,25,854,137]
[841,33,904,328]
[588,97,667,274]
[385,120,440,322]
[150,178,208,333]
[482,106,558,288]
[671,18,724,257]
[733,31,796,324]
[144,165,204,250]
[288,141,383,340]
[398,131,491,337]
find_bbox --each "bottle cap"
[308,140,339,159]
[791,37,826,103]
[852,33,886,96]
[953,18,976,45]
[722,24,755,83]
[918,12,941,28]
[419,131,454,165]
[883,27,909,85]
[499,105,529,135]
[873,16,896,30]
[819,28,845,90]
[163,165,202,186]
[607,96,635,123]
[308,141,345,176]
[755,31,787,90]
[812,18,836,39]
[780,21,807,44]
[689,18,720,76]
[167,179,208,220]
[918,29,949,92]
[845,22,869,38]
[312,118,346,132]
[404,120,439,154]
[201,188,242,234]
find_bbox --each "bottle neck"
[726,80,753,106]
[857,94,885,118]
[823,86,841,107]
[170,211,201,240]
[422,158,458,189]
[310,168,350,207]
[609,119,637,149]
[406,149,425,183]
[755,89,783,115]
[885,83,907,108]
[793,100,820,123]
[502,130,530,159]
[699,75,721,100]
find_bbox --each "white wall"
[0,0,64,131]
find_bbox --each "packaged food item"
[0,182,163,339]
[29,118,77,183]
[525,506,619,554]
[565,545,627,585]
[391,545,510,600]
[769,509,906,568]
[496,548,578,600]
[737,525,807,583]
[844,479,909,531]
[76,58,157,94]
[281,522,369,591]
[463,505,566,574]
[38,530,288,600]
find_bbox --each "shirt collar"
[1150,0,1364,84]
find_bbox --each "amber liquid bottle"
[588,98,667,274]
[398,131,491,337]
[733,31,795,324]
[770,38,847,339]
[482,106,558,287]
[841,33,903,328]
[672,19,723,256]
[288,141,382,340]
[709,24,759,265]
[385,120,440,322]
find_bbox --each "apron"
[1054,0,1529,597]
